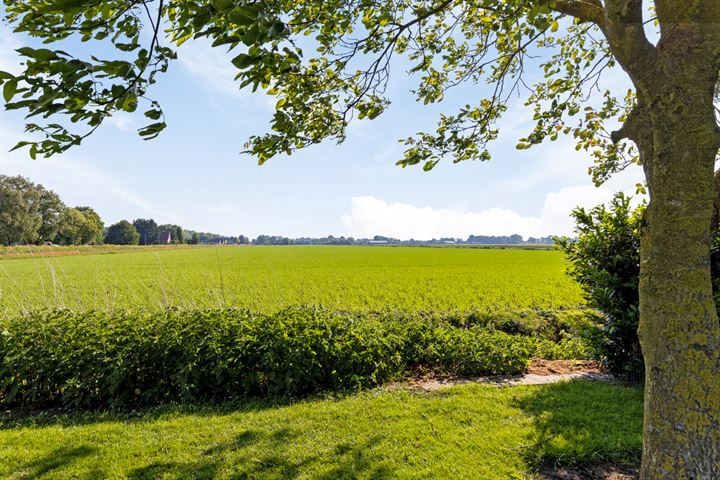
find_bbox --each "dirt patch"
[528,359,603,375]
[539,464,638,479]
[395,359,612,392]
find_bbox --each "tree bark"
[635,51,720,479]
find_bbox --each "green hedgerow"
[0,307,592,409]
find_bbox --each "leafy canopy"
[3,0,647,183]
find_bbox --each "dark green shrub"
[558,193,720,379]
[0,306,590,409]
[556,193,643,377]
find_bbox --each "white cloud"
[104,112,134,131]
[177,39,239,94]
[176,39,275,109]
[0,31,23,75]
[342,185,634,240]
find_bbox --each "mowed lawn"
[0,382,642,480]
[0,246,581,314]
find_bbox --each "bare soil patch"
[539,463,638,479]
[397,359,612,392]
[528,359,603,375]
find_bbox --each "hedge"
[0,307,591,409]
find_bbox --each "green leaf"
[144,109,162,120]
[378,12,392,27]
[229,6,258,26]
[213,0,234,12]
[138,122,167,140]
[120,95,138,112]
[3,79,18,102]
[366,108,382,120]
[231,53,255,69]
[10,141,32,152]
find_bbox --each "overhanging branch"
[550,0,605,25]
[603,0,657,82]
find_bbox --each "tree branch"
[551,0,605,25]
[603,0,657,83]
[611,97,650,145]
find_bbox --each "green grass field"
[0,381,642,480]
[0,245,582,315]
[0,245,637,477]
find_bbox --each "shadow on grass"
[124,428,388,480]
[513,380,643,470]
[18,445,97,479]
[0,394,332,430]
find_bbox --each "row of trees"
[104,219,242,246]
[0,176,203,246]
[253,234,553,246]
[0,175,103,246]
[132,218,184,246]
[105,219,188,245]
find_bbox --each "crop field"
[0,245,582,315]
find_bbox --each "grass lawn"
[0,381,642,479]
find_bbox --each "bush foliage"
[0,307,590,409]
[558,193,720,378]
[556,194,643,377]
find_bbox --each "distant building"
[159,230,172,244]
[208,237,232,245]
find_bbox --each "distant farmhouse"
[159,231,172,244]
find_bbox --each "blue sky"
[0,27,643,239]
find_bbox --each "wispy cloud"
[176,39,275,109]
[496,139,590,192]
[0,30,23,75]
[177,39,239,94]
[0,125,182,224]
[104,112,134,131]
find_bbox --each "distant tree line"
[0,175,214,247]
[98,220,252,246]
[182,231,251,245]
[0,175,103,246]
[251,234,554,246]
[105,218,188,246]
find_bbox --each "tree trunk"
[637,72,720,478]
